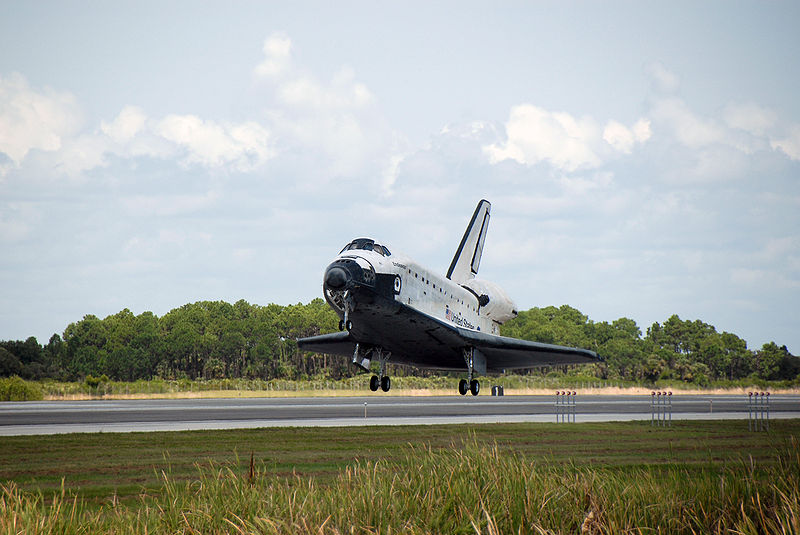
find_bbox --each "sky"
[1,1,798,354]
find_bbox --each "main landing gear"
[459,347,480,396]
[355,344,391,393]
[369,374,391,392]
[458,378,480,396]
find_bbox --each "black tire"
[369,375,379,391]
[458,379,468,396]
[338,319,344,331]
[381,375,391,392]
[345,320,353,331]
[470,379,480,396]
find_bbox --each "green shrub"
[84,374,102,390]
[0,376,44,401]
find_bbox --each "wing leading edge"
[297,306,601,373]
[455,327,601,371]
[296,331,356,357]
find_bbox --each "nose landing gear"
[335,291,354,332]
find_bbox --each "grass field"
[1,420,799,533]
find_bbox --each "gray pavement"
[0,394,797,436]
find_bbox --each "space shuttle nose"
[324,266,349,289]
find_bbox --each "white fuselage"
[330,246,504,335]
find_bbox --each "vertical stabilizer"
[447,200,491,283]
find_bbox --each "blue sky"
[1,1,799,354]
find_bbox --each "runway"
[1,394,798,435]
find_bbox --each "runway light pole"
[555,391,561,423]
[665,392,672,426]
[651,391,672,427]
[651,392,655,426]
[571,391,576,423]
[555,391,575,423]
[748,392,770,432]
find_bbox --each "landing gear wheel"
[458,379,468,396]
[469,379,480,396]
[380,375,391,392]
[338,319,344,331]
[345,320,353,331]
[369,375,379,392]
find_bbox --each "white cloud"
[0,73,278,177]
[771,125,800,161]
[485,105,651,171]
[51,133,109,176]
[156,114,271,170]
[1,35,396,181]
[484,104,602,171]
[603,118,651,154]
[731,267,800,290]
[723,102,777,136]
[645,92,800,181]
[647,62,680,93]
[252,32,401,182]
[650,97,725,149]
[632,119,652,144]
[0,72,82,166]
[277,68,373,111]
[100,105,147,143]
[253,33,293,78]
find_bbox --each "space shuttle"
[297,200,600,395]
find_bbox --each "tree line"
[1,300,797,384]
[502,306,798,384]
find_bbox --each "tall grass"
[2,438,798,534]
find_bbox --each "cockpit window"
[339,238,391,256]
